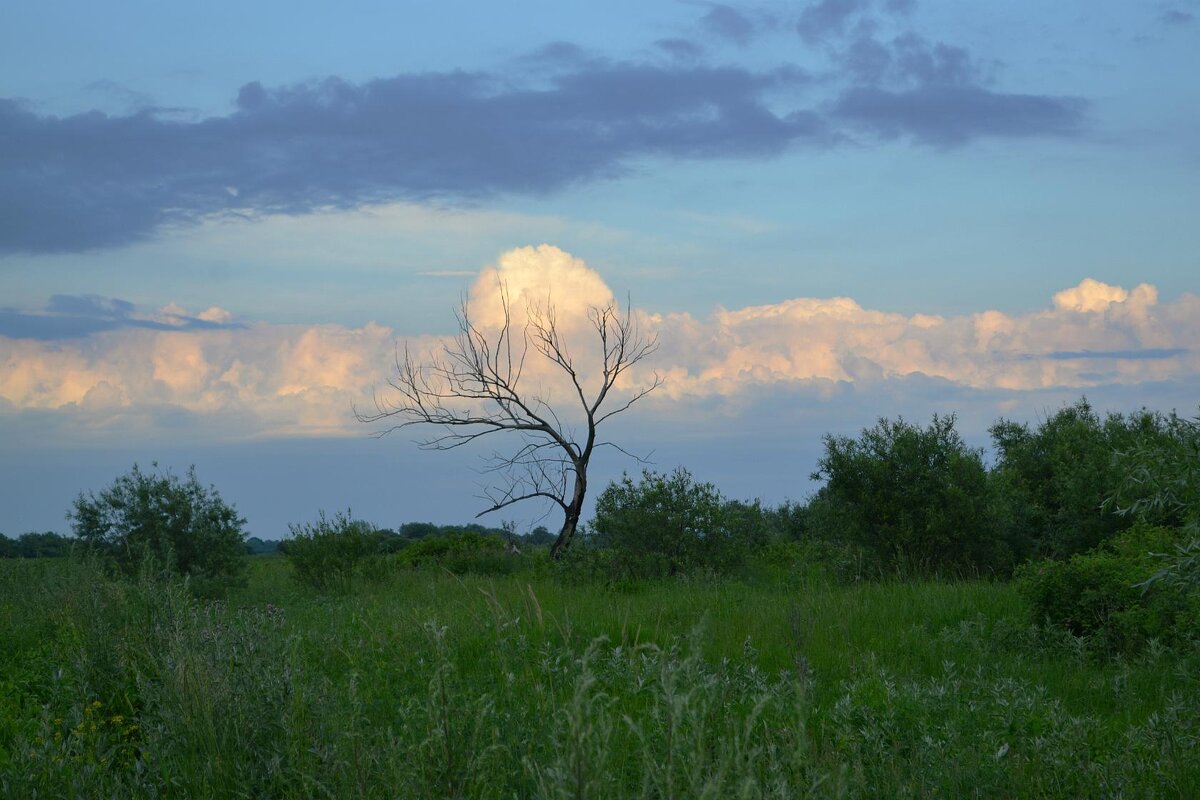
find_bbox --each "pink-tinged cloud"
[0,246,1196,441]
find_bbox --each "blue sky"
[2,1,1198,537]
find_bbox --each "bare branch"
[595,440,656,464]
[362,282,661,558]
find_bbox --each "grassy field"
[1,556,1197,798]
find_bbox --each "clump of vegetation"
[13,396,1200,795]
[3,558,1198,797]
[587,467,769,579]
[243,536,281,556]
[0,531,75,559]
[396,530,519,576]
[989,400,1196,559]
[282,510,382,592]
[1111,411,1200,592]
[1012,409,1200,652]
[69,463,246,593]
[809,414,1008,575]
[1017,523,1199,651]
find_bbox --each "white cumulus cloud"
[1,248,1196,444]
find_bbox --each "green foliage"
[524,525,556,547]
[1143,538,1200,595]
[375,529,410,554]
[1109,411,1200,593]
[398,521,442,540]
[749,537,873,585]
[396,531,517,575]
[283,510,382,592]
[0,531,75,559]
[3,559,1199,797]
[589,468,769,578]
[243,536,281,556]
[758,500,811,541]
[989,399,1186,559]
[68,464,246,590]
[1,561,293,797]
[1016,523,1200,652]
[811,414,1006,574]
[1107,410,1200,522]
[1014,407,1200,653]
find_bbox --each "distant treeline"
[0,531,75,559]
[10,396,1197,589]
[5,523,557,560]
[389,522,556,547]
[250,522,559,557]
[12,396,1198,655]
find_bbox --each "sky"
[1,0,1198,538]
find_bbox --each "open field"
[2,556,1197,798]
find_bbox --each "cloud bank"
[0,64,823,254]
[2,246,1195,444]
[1,0,1087,254]
[0,294,240,340]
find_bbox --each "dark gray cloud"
[841,32,980,86]
[832,85,1085,146]
[797,0,918,43]
[797,0,870,43]
[654,38,706,60]
[814,13,1085,146]
[1160,9,1195,25]
[0,62,823,255]
[0,294,241,340]
[1037,348,1188,361]
[47,294,135,318]
[1,12,1089,255]
[700,4,757,45]
[516,41,596,69]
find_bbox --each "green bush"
[589,468,769,579]
[811,414,1008,575]
[396,531,517,575]
[1016,523,1200,652]
[1109,410,1200,593]
[989,400,1189,559]
[69,464,246,593]
[283,510,382,592]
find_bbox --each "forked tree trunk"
[359,292,659,561]
[550,468,587,560]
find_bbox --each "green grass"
[1,555,1197,798]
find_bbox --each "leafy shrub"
[69,464,246,592]
[283,510,382,592]
[989,400,1188,559]
[1109,410,1200,592]
[811,414,1008,575]
[1016,523,1200,652]
[396,531,517,575]
[589,468,769,579]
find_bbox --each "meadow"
[2,555,1197,798]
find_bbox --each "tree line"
[24,395,1199,652]
[19,396,1200,582]
[0,530,75,559]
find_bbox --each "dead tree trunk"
[359,286,659,560]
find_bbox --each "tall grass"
[2,556,1197,797]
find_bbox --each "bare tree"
[358,287,661,559]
